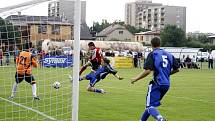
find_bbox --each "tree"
[160,25,186,47]
[89,20,111,37]
[125,25,149,34]
[0,17,20,47]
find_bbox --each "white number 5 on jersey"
[162,55,168,67]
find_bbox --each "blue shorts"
[86,73,101,87]
[146,82,169,107]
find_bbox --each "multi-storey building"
[125,0,162,27]
[139,5,186,32]
[48,0,86,23]
[48,0,92,40]
[6,15,72,45]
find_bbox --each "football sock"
[11,83,18,97]
[148,106,163,121]
[140,108,150,121]
[32,84,37,97]
[94,89,102,93]
[79,65,87,75]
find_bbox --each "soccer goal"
[0,0,81,120]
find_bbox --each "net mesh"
[0,1,73,121]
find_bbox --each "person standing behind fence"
[14,47,20,64]
[137,51,143,68]
[5,49,10,65]
[0,48,3,66]
[208,50,213,69]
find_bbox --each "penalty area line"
[0,97,57,121]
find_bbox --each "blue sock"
[94,89,102,93]
[148,106,163,120]
[140,108,150,121]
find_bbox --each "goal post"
[72,0,81,121]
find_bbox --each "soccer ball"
[53,81,61,89]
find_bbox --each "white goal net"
[0,1,74,120]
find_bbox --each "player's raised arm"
[31,56,38,68]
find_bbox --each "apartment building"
[48,0,86,23]
[138,5,186,32]
[48,0,92,40]
[125,0,162,27]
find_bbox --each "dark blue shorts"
[146,82,169,107]
[86,73,101,87]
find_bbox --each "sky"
[0,0,214,33]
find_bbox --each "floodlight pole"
[72,0,81,121]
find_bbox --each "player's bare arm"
[131,69,151,84]
[170,69,179,75]
[114,74,123,80]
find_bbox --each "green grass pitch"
[0,67,215,121]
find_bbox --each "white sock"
[32,84,37,97]
[157,115,163,120]
[11,83,18,97]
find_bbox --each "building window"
[119,31,123,34]
[52,24,60,34]
[38,25,47,34]
[136,36,139,41]
[141,36,143,41]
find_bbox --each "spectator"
[133,52,138,68]
[185,55,192,68]
[39,50,46,67]
[180,55,186,68]
[137,51,143,68]
[208,50,213,69]
[14,47,20,64]
[191,55,199,69]
[5,49,10,65]
[0,48,3,66]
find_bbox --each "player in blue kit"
[79,58,123,94]
[131,37,179,121]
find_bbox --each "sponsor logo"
[44,58,67,64]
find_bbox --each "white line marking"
[100,86,215,104]
[0,97,57,121]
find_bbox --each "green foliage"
[160,25,186,47]
[90,20,111,37]
[186,35,215,50]
[124,25,149,34]
[0,17,21,44]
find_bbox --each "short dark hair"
[103,58,110,64]
[24,41,32,50]
[88,42,95,47]
[151,37,161,47]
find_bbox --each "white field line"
[100,85,215,104]
[0,97,57,121]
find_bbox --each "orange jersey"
[16,51,38,75]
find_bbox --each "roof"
[97,24,129,37]
[208,35,215,38]
[135,30,160,35]
[5,15,71,26]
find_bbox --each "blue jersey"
[94,64,117,80]
[86,64,117,87]
[144,48,179,86]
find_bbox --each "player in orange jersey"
[10,42,40,100]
